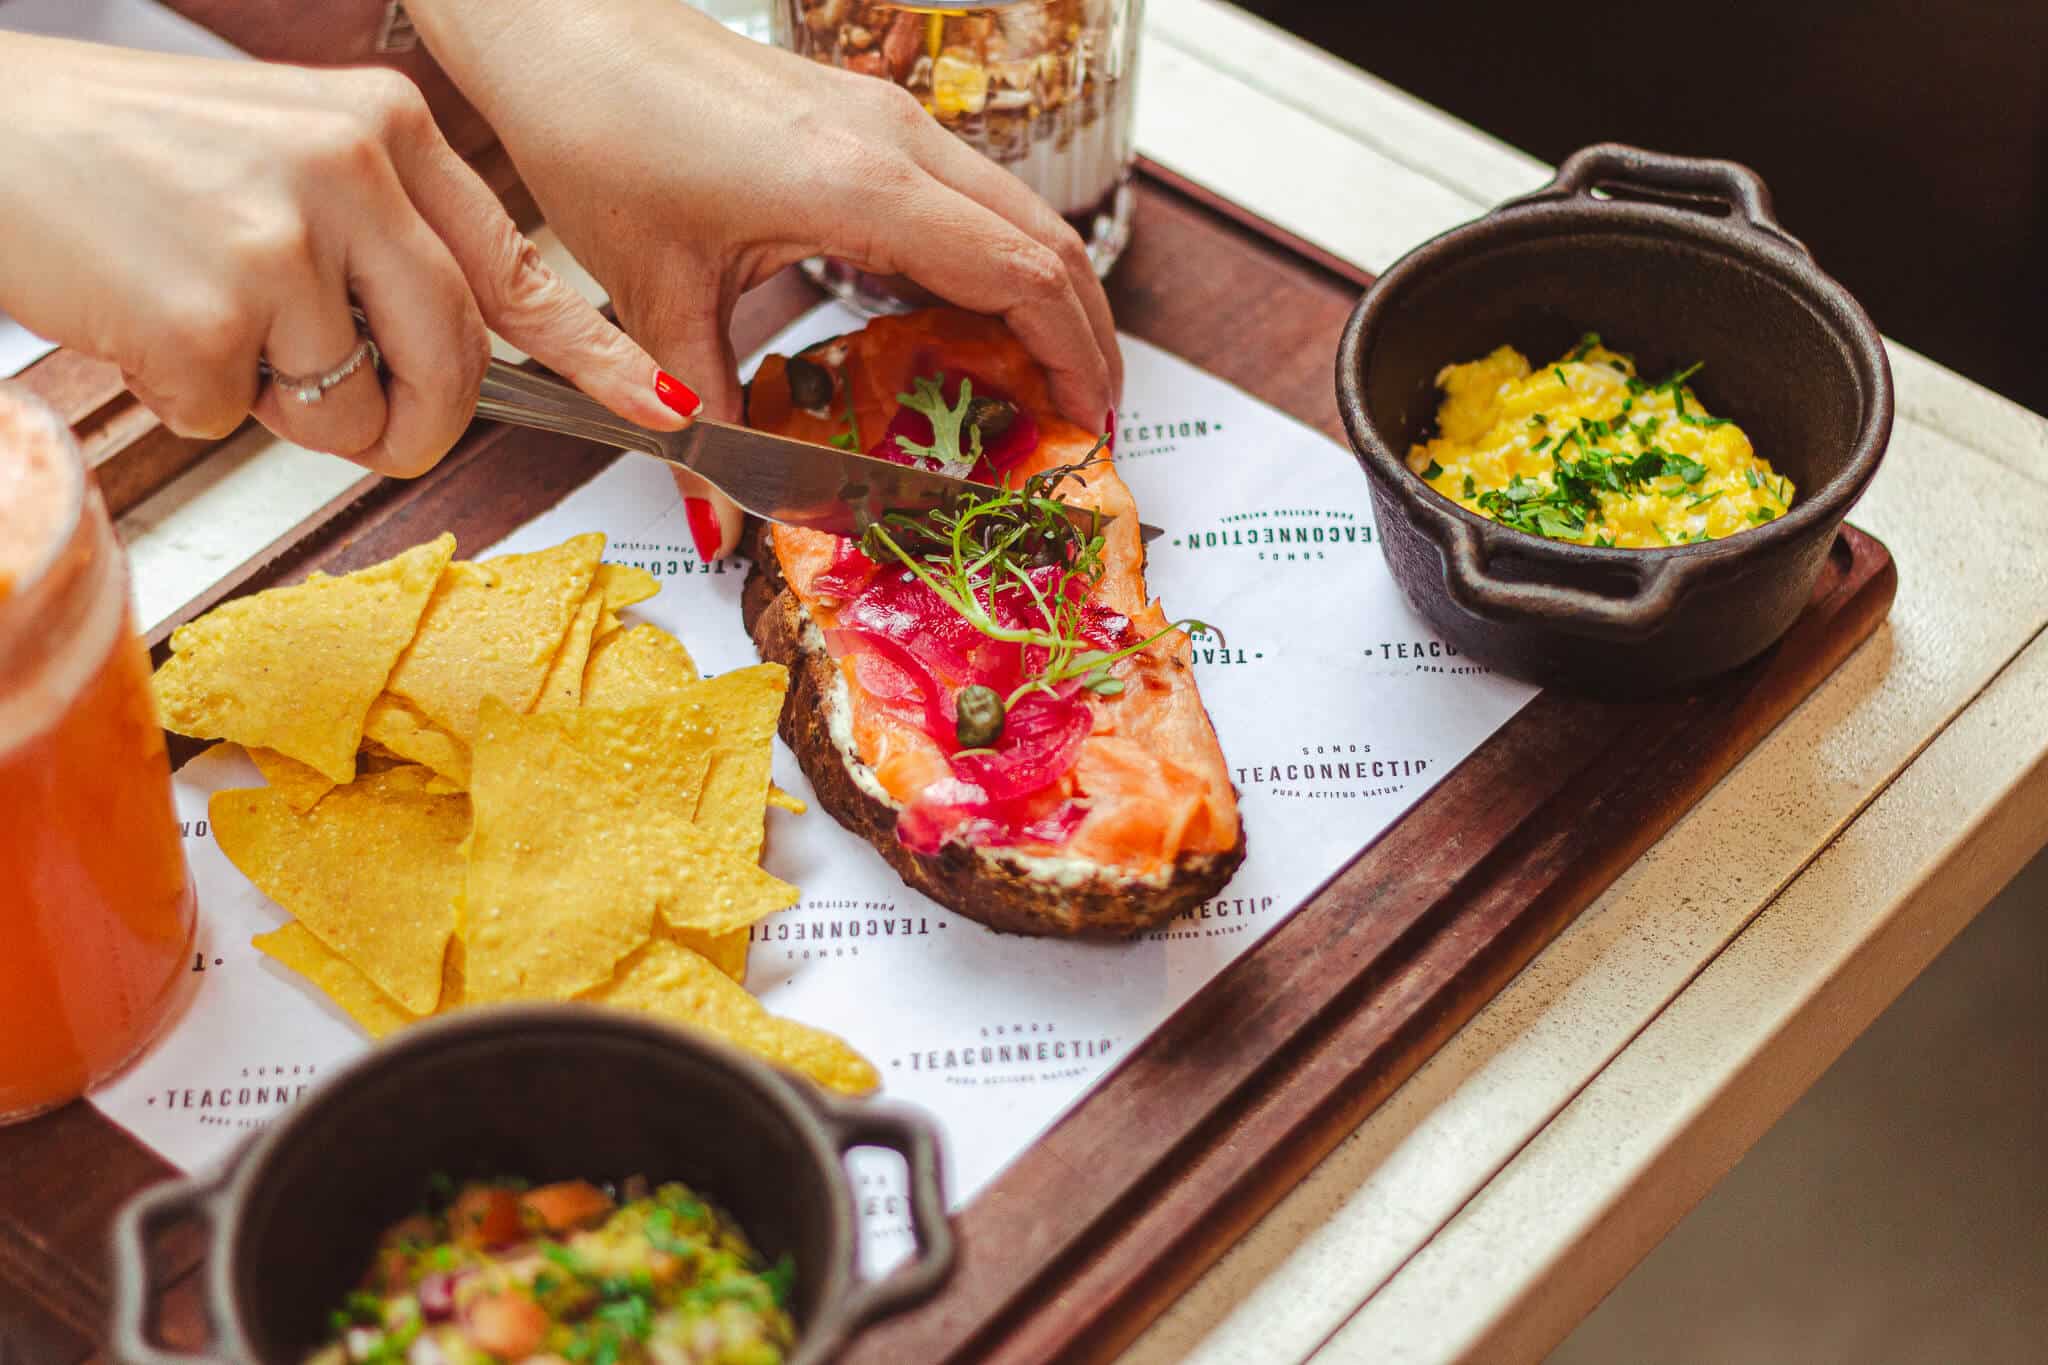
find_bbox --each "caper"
[954,684,1006,749]
[786,355,834,411]
[962,396,1016,451]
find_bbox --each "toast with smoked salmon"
[741,310,1243,937]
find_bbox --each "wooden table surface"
[32,2,2048,1362]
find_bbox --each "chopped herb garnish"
[1529,413,1549,427]
[1422,460,1445,480]
[1666,452,1709,484]
[1570,332,1602,362]
[543,1243,590,1276]
[1688,491,1722,509]
[762,1252,797,1309]
[1745,467,1762,489]
[1660,361,1705,391]
[1749,506,1778,524]
[1462,474,1477,498]
[1532,436,1554,453]
[1553,366,1571,388]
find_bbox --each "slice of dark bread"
[741,520,1246,938]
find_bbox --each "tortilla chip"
[248,747,336,814]
[581,625,699,708]
[384,533,604,740]
[670,926,749,984]
[462,697,796,1003]
[152,535,454,783]
[438,935,466,1011]
[252,922,418,1040]
[582,936,875,1094]
[681,665,787,862]
[534,590,603,713]
[211,770,467,1014]
[595,562,659,613]
[588,562,658,642]
[362,695,471,789]
[766,786,807,815]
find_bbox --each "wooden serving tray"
[0,163,1894,1364]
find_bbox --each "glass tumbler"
[774,0,1142,315]
[0,382,196,1123]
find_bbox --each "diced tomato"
[448,1185,523,1249]
[463,1290,548,1358]
[517,1180,614,1234]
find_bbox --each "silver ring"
[260,307,382,405]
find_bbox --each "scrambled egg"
[1406,337,1792,548]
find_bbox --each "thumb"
[623,294,747,561]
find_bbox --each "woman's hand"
[406,0,1122,556]
[0,32,691,477]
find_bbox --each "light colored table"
[115,4,2048,1361]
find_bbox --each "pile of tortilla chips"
[152,531,876,1095]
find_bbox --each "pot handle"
[1442,521,1688,642]
[817,1097,956,1330]
[109,1166,233,1364]
[1502,142,1807,254]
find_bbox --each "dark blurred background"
[1236,0,2048,415]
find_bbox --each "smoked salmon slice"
[742,309,1243,937]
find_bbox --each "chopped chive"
[1422,460,1445,480]
[1532,436,1553,453]
[1554,366,1571,388]
[1462,474,1477,497]
[1529,413,1548,428]
[1570,332,1602,362]
[1688,491,1722,508]
[1745,468,1762,489]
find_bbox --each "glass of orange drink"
[0,381,195,1124]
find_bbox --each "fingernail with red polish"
[655,370,701,418]
[685,496,720,563]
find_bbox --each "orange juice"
[0,383,194,1123]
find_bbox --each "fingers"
[122,290,264,441]
[250,279,388,460]
[381,111,685,433]
[861,174,1114,426]
[345,218,488,478]
[906,124,1124,411]
[618,286,748,560]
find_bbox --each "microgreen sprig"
[858,443,1215,706]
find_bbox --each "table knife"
[475,360,1160,544]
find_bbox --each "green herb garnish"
[1422,460,1445,480]
[859,442,1212,705]
[1553,366,1571,388]
[1570,332,1602,362]
[892,373,981,476]
[762,1252,796,1309]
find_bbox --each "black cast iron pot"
[109,1006,952,1364]
[1336,143,1894,694]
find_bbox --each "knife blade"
[658,417,1163,543]
[471,358,1163,543]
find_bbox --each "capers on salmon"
[786,355,834,411]
[955,684,1006,749]
[962,396,1016,451]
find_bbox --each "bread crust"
[741,521,1246,938]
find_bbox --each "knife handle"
[475,359,670,460]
